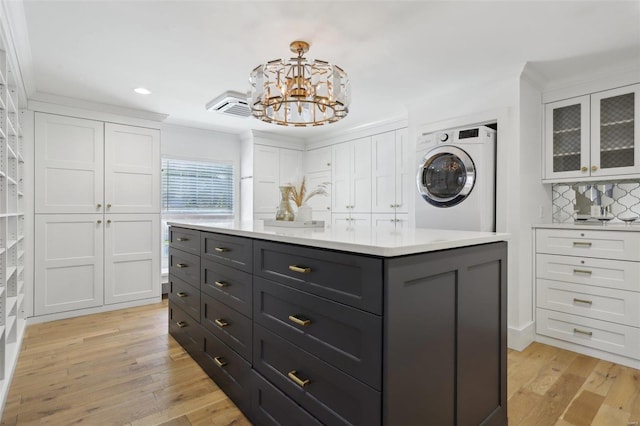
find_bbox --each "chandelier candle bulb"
[249,40,350,126]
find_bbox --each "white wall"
[161,124,242,220]
[407,70,550,351]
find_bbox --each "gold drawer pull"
[289,265,311,274]
[214,281,228,288]
[573,328,593,337]
[573,269,592,276]
[214,247,229,253]
[287,370,310,387]
[214,356,227,367]
[176,263,187,269]
[288,315,311,327]
[176,321,187,328]
[176,292,187,298]
[214,319,229,327]
[573,298,593,305]
[176,237,189,242]
[572,241,592,247]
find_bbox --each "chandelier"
[249,41,350,127]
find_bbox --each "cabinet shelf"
[553,127,581,134]
[6,117,16,137]
[600,145,634,153]
[6,297,16,317]
[601,118,634,127]
[6,267,16,280]
[553,151,581,158]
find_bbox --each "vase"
[295,204,313,222]
[275,186,295,221]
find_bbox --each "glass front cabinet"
[544,83,640,182]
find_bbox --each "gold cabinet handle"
[289,265,311,274]
[287,370,310,387]
[214,356,227,367]
[107,219,111,224]
[573,269,592,275]
[214,281,228,288]
[214,319,229,327]
[581,166,588,172]
[176,263,187,268]
[176,237,189,242]
[573,298,593,305]
[97,220,102,224]
[176,321,187,328]
[176,292,187,298]
[214,247,228,253]
[288,315,311,327]
[107,203,112,208]
[97,203,102,208]
[572,241,592,247]
[573,328,592,337]
[591,165,598,172]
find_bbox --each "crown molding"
[0,0,34,103]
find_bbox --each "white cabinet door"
[254,145,279,214]
[331,142,352,213]
[544,96,590,181]
[372,213,397,231]
[279,148,303,186]
[590,84,640,177]
[35,113,104,214]
[104,124,160,213]
[371,132,396,213]
[304,146,331,174]
[35,214,104,315]
[395,129,412,214]
[104,214,160,304]
[305,171,331,215]
[351,137,372,213]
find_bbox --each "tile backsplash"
[552,181,640,223]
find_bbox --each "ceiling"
[16,0,640,139]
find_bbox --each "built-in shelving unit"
[0,41,26,406]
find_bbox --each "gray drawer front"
[254,277,382,390]
[201,328,252,415]
[201,292,252,361]
[251,370,322,426]
[202,232,253,273]
[201,259,252,318]
[168,275,200,323]
[254,324,381,426]
[169,226,200,255]
[169,247,200,287]
[169,303,202,358]
[254,241,383,314]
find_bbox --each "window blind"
[161,158,234,214]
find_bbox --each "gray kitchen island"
[167,221,509,426]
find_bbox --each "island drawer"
[168,275,200,322]
[254,240,383,314]
[202,292,252,361]
[169,303,202,359]
[169,226,200,255]
[536,228,640,261]
[536,308,640,360]
[201,232,253,273]
[253,324,381,426]
[254,276,382,390]
[251,370,322,426]
[201,328,252,415]
[169,247,200,287]
[201,259,252,318]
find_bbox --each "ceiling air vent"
[205,90,252,118]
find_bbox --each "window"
[161,158,235,272]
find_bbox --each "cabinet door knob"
[97,203,102,208]
[107,203,112,208]
[581,166,588,172]
[591,165,598,172]
[97,220,102,224]
[107,219,111,224]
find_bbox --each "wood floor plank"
[562,390,605,425]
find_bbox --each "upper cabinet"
[371,128,411,214]
[35,113,161,214]
[252,144,302,217]
[331,137,372,214]
[544,84,640,182]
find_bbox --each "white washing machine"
[415,125,496,232]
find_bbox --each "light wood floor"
[1,300,639,425]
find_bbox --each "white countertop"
[168,220,509,257]
[533,222,640,232]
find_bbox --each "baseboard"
[508,321,535,351]
[27,297,163,324]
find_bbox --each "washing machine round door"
[417,146,476,207]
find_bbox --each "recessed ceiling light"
[134,87,152,95]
